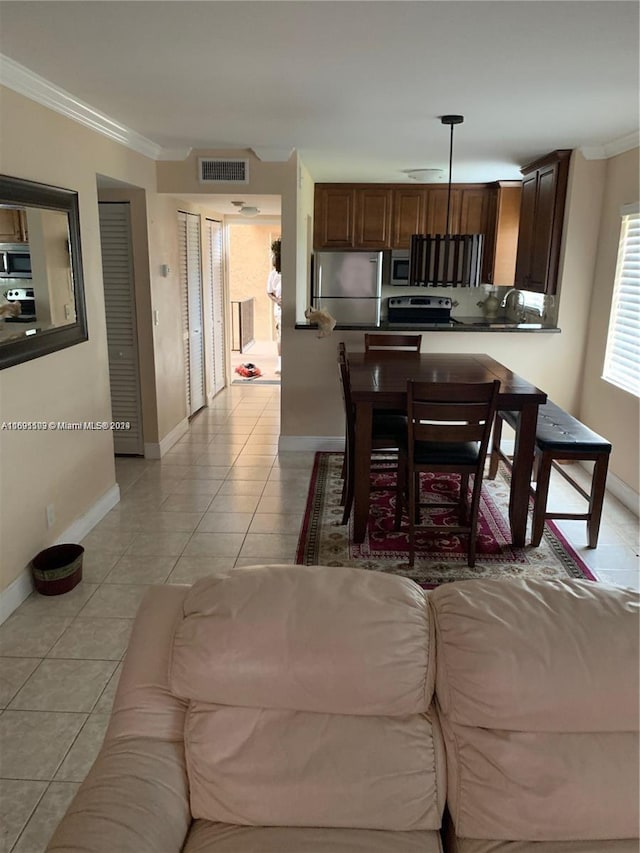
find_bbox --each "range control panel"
[387,296,453,324]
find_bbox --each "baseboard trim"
[144,418,189,459]
[0,570,35,627]
[600,468,639,517]
[279,435,345,452]
[0,483,121,626]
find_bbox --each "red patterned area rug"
[295,452,596,587]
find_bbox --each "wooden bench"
[489,400,612,548]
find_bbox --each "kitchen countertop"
[295,316,560,333]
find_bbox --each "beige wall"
[0,87,157,598]
[579,148,640,495]
[228,223,280,344]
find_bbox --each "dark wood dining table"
[347,352,547,547]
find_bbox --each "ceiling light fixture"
[405,168,444,182]
[231,200,260,217]
[409,115,483,287]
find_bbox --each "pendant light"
[409,114,484,287]
[441,114,464,237]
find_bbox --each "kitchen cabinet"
[313,182,522,286]
[426,188,461,235]
[392,189,428,248]
[514,150,570,294]
[354,187,393,248]
[313,186,355,248]
[0,207,28,242]
[482,182,522,285]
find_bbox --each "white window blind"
[603,204,640,397]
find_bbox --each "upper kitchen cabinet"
[313,186,356,248]
[514,150,571,294]
[391,189,428,248]
[354,187,393,248]
[426,188,461,235]
[482,181,522,285]
[313,183,521,283]
[313,185,393,249]
[0,207,28,242]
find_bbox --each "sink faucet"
[502,288,526,322]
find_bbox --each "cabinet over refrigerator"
[312,251,382,325]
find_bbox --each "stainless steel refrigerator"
[312,251,382,325]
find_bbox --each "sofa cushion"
[170,565,433,715]
[170,565,444,831]
[447,838,639,853]
[430,578,640,841]
[184,703,444,830]
[431,578,639,731]
[183,821,443,852]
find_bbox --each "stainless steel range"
[387,295,460,326]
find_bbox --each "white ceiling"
[1,1,638,184]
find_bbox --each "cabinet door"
[354,188,392,248]
[313,187,355,249]
[514,172,538,288]
[392,189,428,248]
[460,188,488,234]
[528,163,558,292]
[0,208,27,242]
[514,150,570,294]
[482,187,499,284]
[492,185,521,286]
[426,188,461,234]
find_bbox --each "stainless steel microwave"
[390,250,410,285]
[0,245,32,278]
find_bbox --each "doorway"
[227,221,281,384]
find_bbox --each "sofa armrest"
[47,737,191,853]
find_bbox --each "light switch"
[160,264,170,277]
[153,310,159,326]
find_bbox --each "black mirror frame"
[0,174,88,370]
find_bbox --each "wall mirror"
[0,175,88,370]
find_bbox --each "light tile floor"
[1,382,638,852]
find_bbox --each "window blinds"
[603,205,639,397]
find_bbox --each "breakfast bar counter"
[296,318,560,333]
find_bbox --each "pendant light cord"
[445,121,454,238]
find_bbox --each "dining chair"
[394,379,500,567]
[338,342,406,525]
[364,333,422,353]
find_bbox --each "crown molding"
[580,131,639,160]
[0,54,169,160]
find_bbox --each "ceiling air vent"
[198,158,249,184]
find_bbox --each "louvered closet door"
[98,203,144,455]
[178,211,205,416]
[205,218,226,396]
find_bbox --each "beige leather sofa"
[47,566,639,853]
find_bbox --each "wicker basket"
[31,544,84,595]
